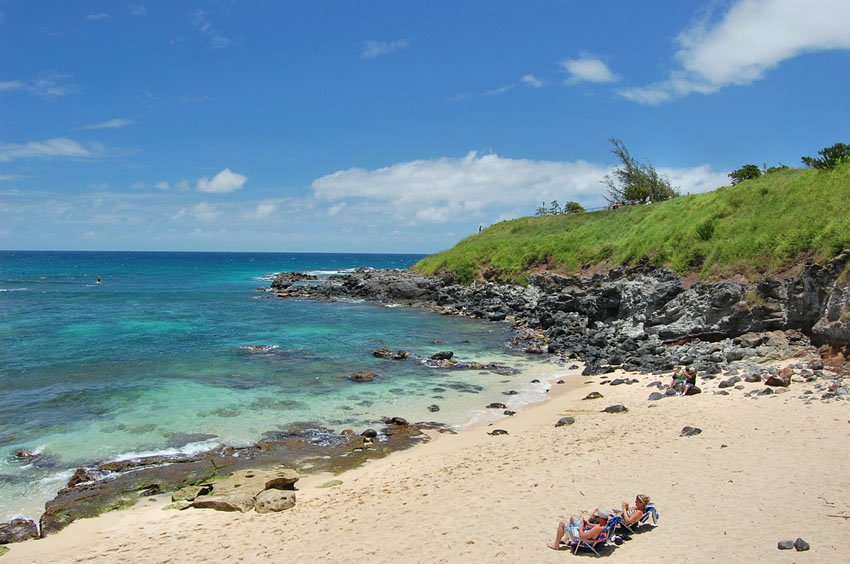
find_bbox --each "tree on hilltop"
[801,142,850,170]
[729,164,761,185]
[564,201,585,213]
[603,138,677,204]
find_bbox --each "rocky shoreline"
[268,252,850,379]
[0,417,442,545]
[4,254,849,549]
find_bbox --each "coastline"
[6,359,849,562]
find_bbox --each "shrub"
[564,201,585,213]
[603,138,678,204]
[744,289,765,309]
[764,164,790,174]
[802,142,850,170]
[695,221,715,241]
[729,164,761,185]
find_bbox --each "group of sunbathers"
[548,494,652,551]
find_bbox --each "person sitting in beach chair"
[547,508,610,551]
[671,366,697,396]
[618,495,659,533]
[618,494,650,528]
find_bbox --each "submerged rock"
[66,468,96,488]
[350,371,376,382]
[373,348,410,360]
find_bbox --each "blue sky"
[1,0,849,253]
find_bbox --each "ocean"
[0,251,555,522]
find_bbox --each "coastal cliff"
[271,250,850,375]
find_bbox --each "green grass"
[414,163,850,284]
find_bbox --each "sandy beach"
[5,363,849,563]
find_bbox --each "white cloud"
[173,202,222,222]
[562,55,618,84]
[0,75,75,99]
[620,0,850,104]
[661,165,731,195]
[86,13,109,21]
[414,206,450,223]
[0,174,20,182]
[312,152,728,224]
[153,181,170,190]
[361,39,410,60]
[0,138,104,162]
[175,179,190,191]
[242,201,279,221]
[81,118,133,130]
[196,168,248,193]
[327,202,346,216]
[191,9,230,48]
[132,182,147,190]
[521,74,543,88]
[0,80,25,92]
[483,84,514,96]
[128,5,146,16]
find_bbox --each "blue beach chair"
[569,514,623,555]
[621,502,660,534]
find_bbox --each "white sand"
[6,365,850,563]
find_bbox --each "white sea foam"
[110,438,222,462]
[304,267,365,276]
[39,469,75,485]
[0,287,28,292]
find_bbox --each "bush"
[564,201,585,213]
[695,221,715,241]
[764,164,790,175]
[802,142,850,170]
[729,164,761,185]
[603,138,677,204]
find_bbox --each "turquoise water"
[0,251,554,521]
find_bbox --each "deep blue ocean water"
[0,251,554,521]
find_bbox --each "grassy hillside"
[413,163,850,284]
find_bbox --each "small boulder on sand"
[265,469,300,491]
[255,490,296,514]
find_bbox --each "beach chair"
[568,514,622,555]
[621,502,660,534]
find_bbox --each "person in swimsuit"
[547,507,609,550]
[620,494,650,527]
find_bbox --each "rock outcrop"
[269,252,850,373]
[0,518,39,544]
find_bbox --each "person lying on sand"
[618,494,650,527]
[547,508,609,550]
